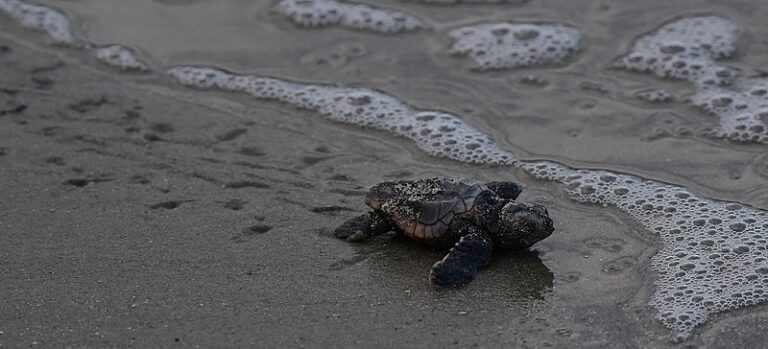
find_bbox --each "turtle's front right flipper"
[334,210,394,242]
[430,221,493,287]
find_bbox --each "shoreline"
[1,14,768,348]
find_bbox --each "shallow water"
[3,0,768,345]
[29,0,768,202]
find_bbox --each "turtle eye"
[526,203,549,217]
[501,201,524,213]
[500,202,521,224]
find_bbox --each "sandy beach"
[3,0,768,347]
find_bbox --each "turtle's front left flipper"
[334,210,394,242]
[430,220,493,287]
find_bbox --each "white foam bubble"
[0,0,77,45]
[634,88,672,103]
[692,78,768,143]
[615,16,739,85]
[94,45,149,71]
[408,0,527,3]
[448,23,581,70]
[275,0,421,34]
[169,65,768,337]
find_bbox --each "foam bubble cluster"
[448,23,581,70]
[94,45,149,71]
[169,66,768,337]
[615,16,739,85]
[520,161,768,336]
[275,0,421,34]
[634,88,672,103]
[616,16,768,144]
[168,66,513,164]
[0,0,77,44]
[0,0,150,71]
[408,0,527,3]
[692,78,768,143]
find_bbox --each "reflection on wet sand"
[343,233,554,304]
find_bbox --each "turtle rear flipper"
[430,220,493,287]
[334,210,394,242]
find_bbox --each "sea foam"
[615,16,739,86]
[0,0,76,45]
[408,0,528,3]
[0,0,149,71]
[616,16,768,144]
[275,0,421,34]
[94,45,149,71]
[448,22,581,70]
[693,77,768,144]
[168,65,768,336]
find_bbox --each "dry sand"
[2,32,768,348]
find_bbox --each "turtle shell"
[365,177,487,240]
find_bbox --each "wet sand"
[3,1,768,348]
[0,32,765,349]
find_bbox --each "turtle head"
[493,202,554,249]
[365,181,398,210]
[485,181,523,200]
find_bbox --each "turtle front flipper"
[485,181,523,200]
[334,210,394,242]
[430,220,493,287]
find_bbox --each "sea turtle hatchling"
[334,177,555,286]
